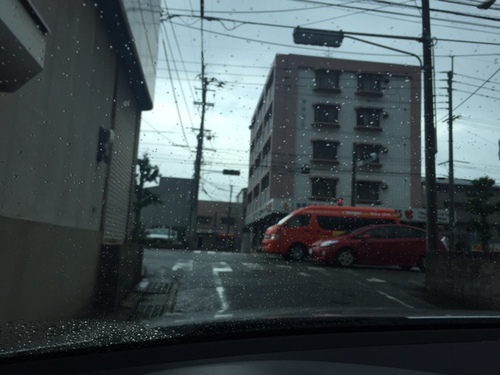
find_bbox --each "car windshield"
[3,0,500,359]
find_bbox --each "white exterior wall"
[292,67,414,210]
[246,68,275,223]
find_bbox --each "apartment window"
[253,183,260,198]
[315,69,340,90]
[312,140,338,162]
[314,104,339,125]
[356,181,381,204]
[255,152,262,167]
[311,178,337,201]
[265,72,274,98]
[354,143,384,165]
[263,138,271,157]
[247,192,252,204]
[256,124,263,140]
[357,73,381,93]
[356,108,382,129]
[264,106,273,129]
[221,217,236,226]
[197,216,212,225]
[261,173,270,191]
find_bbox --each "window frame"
[311,139,339,164]
[310,177,337,201]
[313,104,340,127]
[197,216,213,226]
[354,143,385,167]
[314,69,341,91]
[220,217,236,226]
[356,73,382,96]
[261,173,270,191]
[355,180,382,204]
[355,107,383,130]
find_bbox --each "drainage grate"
[138,281,171,294]
[131,304,165,319]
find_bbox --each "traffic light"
[337,197,344,206]
[222,169,240,176]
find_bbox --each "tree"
[466,176,500,252]
[132,154,162,240]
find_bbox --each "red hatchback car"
[310,224,448,271]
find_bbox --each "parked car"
[309,224,447,271]
[144,227,178,248]
[262,205,400,261]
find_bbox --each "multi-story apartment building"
[245,54,422,247]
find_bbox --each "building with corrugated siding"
[0,0,161,323]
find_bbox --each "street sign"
[397,208,449,224]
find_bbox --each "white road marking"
[213,262,233,273]
[377,290,414,309]
[308,266,329,274]
[298,272,311,277]
[367,278,386,283]
[194,250,201,254]
[172,259,193,272]
[276,265,292,269]
[214,313,234,319]
[242,262,264,270]
[212,262,232,313]
[208,251,216,254]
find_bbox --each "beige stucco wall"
[0,216,102,323]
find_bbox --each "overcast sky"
[139,0,500,201]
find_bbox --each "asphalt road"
[139,249,442,321]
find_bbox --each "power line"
[168,16,500,54]
[453,65,500,111]
[296,0,500,31]
[163,12,198,127]
[160,27,191,148]
[165,4,333,15]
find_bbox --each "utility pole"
[447,69,456,252]
[422,0,439,254]
[351,143,357,206]
[187,0,206,249]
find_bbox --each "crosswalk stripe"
[172,259,193,271]
[212,262,233,273]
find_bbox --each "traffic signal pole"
[422,0,439,254]
[447,69,456,252]
[294,1,438,253]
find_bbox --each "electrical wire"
[453,65,500,111]
[160,28,191,149]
